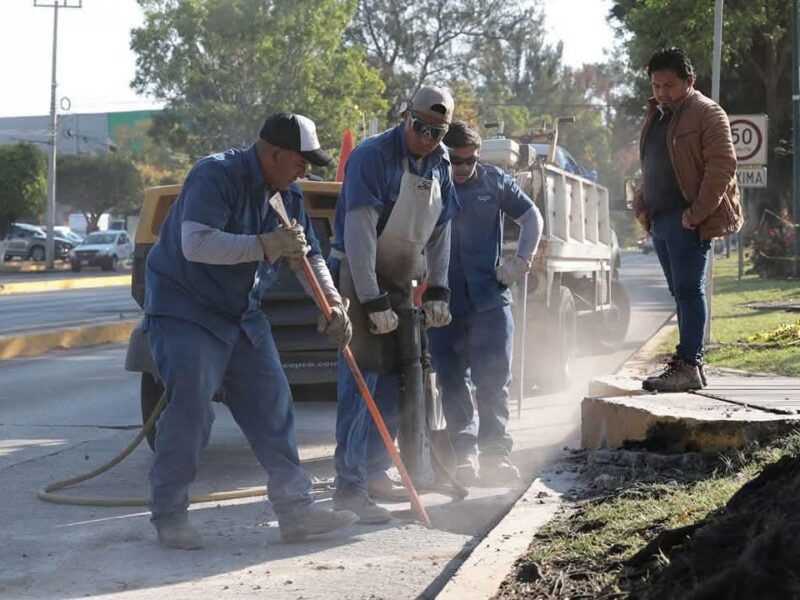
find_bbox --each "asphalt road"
[0,250,673,599]
[0,285,140,335]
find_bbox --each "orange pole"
[268,196,432,529]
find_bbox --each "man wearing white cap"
[329,86,460,523]
[143,112,357,549]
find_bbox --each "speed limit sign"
[729,114,768,165]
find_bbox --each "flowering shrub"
[749,209,797,279]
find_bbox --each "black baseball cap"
[259,112,332,167]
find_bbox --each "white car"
[69,230,132,272]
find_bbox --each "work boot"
[454,455,479,485]
[334,494,392,524]
[479,455,521,485]
[645,355,707,388]
[642,359,703,393]
[279,503,359,543]
[154,514,205,550]
[367,474,409,503]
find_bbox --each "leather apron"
[340,159,443,372]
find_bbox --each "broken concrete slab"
[581,392,800,453]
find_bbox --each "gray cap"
[409,86,454,124]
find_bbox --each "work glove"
[495,256,530,287]
[318,298,352,347]
[259,223,309,263]
[362,294,399,335]
[420,286,452,329]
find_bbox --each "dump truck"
[481,134,630,394]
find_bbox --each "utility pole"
[793,0,800,277]
[705,0,724,343]
[34,0,82,270]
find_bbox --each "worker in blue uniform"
[428,121,543,485]
[144,112,358,549]
[329,86,460,523]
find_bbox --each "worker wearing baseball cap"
[328,86,460,523]
[143,111,357,549]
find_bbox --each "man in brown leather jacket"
[633,47,743,393]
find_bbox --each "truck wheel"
[140,372,164,451]
[594,280,631,351]
[536,285,577,391]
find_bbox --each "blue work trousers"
[334,356,399,499]
[651,210,711,363]
[147,315,312,526]
[428,304,514,461]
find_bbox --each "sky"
[0,0,618,119]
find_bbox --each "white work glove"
[318,298,352,347]
[362,293,399,335]
[259,223,309,263]
[495,255,530,287]
[421,300,452,329]
[368,308,399,335]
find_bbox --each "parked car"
[638,235,654,255]
[51,226,84,245]
[69,230,132,272]
[4,223,75,261]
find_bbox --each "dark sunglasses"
[410,116,448,140]
[450,155,478,166]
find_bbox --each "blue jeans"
[427,304,514,461]
[651,210,711,363]
[334,356,399,499]
[147,315,312,526]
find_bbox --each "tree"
[57,154,144,233]
[131,0,388,161]
[610,0,792,211]
[0,143,46,270]
[113,120,190,187]
[347,0,548,116]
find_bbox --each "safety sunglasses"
[410,116,449,141]
[449,155,478,167]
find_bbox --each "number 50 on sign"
[729,114,768,165]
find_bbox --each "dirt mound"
[629,455,800,599]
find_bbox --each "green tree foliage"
[610,0,792,209]
[113,120,190,186]
[56,154,144,233]
[0,143,46,240]
[131,0,388,161]
[347,0,550,117]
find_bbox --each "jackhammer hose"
[37,392,330,507]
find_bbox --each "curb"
[0,320,137,360]
[0,274,131,295]
[436,470,579,599]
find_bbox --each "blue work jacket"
[331,123,458,253]
[449,163,534,316]
[145,144,321,347]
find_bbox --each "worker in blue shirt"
[428,121,543,485]
[144,112,358,549]
[329,87,459,523]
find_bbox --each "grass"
[513,433,800,597]
[657,253,800,376]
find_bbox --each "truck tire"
[594,280,631,351]
[140,372,164,451]
[536,285,577,391]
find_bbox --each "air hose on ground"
[37,392,329,507]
